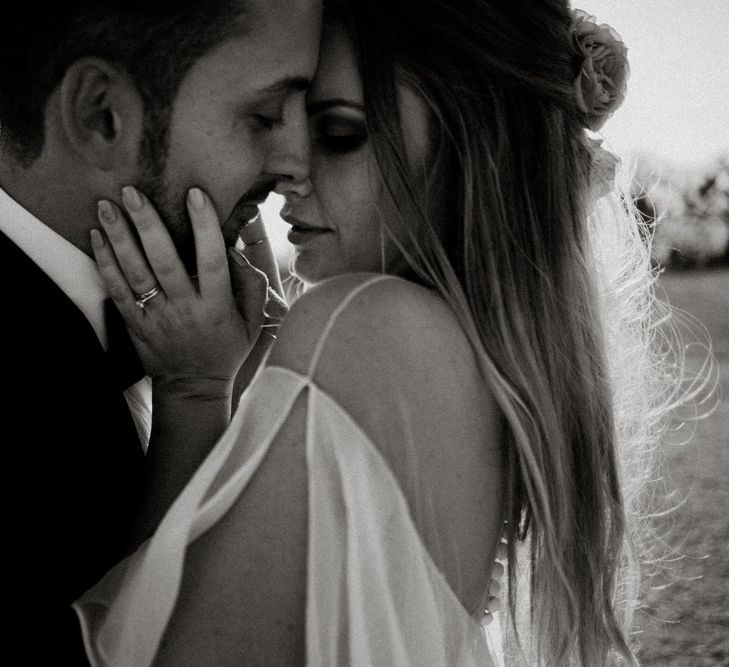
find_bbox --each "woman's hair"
[330,0,689,663]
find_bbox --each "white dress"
[74,275,505,666]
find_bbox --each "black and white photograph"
[1,0,726,664]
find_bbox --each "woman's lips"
[287,225,331,245]
[282,214,331,245]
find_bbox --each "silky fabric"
[75,275,504,666]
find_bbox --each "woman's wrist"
[152,375,236,403]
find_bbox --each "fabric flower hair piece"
[571,9,629,131]
[585,136,621,202]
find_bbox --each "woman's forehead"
[307,23,363,105]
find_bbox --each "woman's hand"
[229,197,287,314]
[91,185,272,394]
[91,184,286,543]
[227,202,289,399]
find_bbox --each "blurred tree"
[631,154,729,269]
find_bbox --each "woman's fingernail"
[121,186,143,211]
[90,229,105,250]
[188,187,206,211]
[97,200,116,224]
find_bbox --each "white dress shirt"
[0,185,152,448]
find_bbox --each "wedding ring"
[134,285,161,309]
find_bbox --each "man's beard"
[136,123,198,275]
[135,114,278,276]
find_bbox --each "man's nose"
[266,116,311,189]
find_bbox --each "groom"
[0,1,319,663]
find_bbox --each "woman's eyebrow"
[306,99,365,114]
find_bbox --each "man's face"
[138,0,321,267]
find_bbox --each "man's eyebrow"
[256,76,311,96]
[307,99,366,114]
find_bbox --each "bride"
[77,0,664,664]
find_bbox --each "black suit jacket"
[0,231,146,665]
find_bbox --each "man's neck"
[0,157,97,258]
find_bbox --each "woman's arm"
[153,392,310,666]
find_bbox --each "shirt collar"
[0,185,109,349]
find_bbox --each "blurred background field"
[637,267,728,665]
[624,138,728,664]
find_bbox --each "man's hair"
[0,1,250,166]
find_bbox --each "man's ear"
[58,57,144,171]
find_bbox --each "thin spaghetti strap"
[307,274,393,379]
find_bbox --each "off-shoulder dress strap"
[306,273,393,377]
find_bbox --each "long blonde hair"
[331,0,690,663]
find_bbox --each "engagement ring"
[135,285,161,309]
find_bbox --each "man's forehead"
[246,0,322,33]
[171,2,319,104]
[196,43,315,102]
[215,1,320,95]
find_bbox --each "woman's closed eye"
[312,116,368,155]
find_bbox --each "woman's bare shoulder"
[268,272,495,457]
[267,272,471,380]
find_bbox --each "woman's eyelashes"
[312,115,368,155]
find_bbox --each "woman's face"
[278,22,431,284]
